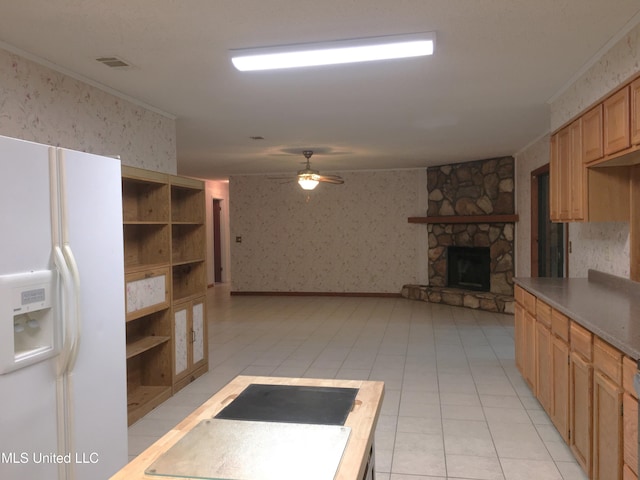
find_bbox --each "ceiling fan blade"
[317,175,344,184]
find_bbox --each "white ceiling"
[1,1,640,179]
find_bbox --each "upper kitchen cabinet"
[604,86,631,156]
[583,105,604,163]
[631,78,640,146]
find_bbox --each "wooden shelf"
[126,335,171,359]
[408,214,519,224]
[127,385,172,425]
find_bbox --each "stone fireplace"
[402,156,516,313]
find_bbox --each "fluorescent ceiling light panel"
[231,32,435,71]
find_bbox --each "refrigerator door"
[59,147,128,479]
[0,135,60,479]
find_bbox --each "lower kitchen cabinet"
[516,284,639,480]
[173,297,208,392]
[551,334,570,442]
[571,351,593,476]
[592,370,623,480]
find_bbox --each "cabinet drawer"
[536,299,552,328]
[522,290,536,315]
[570,321,593,361]
[551,309,570,343]
[594,337,623,383]
[623,356,639,397]
[514,285,525,305]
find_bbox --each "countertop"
[514,270,640,360]
[110,375,385,480]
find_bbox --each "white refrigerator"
[0,135,128,479]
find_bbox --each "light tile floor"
[128,285,588,480]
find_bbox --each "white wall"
[515,23,640,278]
[229,169,428,293]
[0,47,176,173]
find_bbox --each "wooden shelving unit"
[121,166,208,424]
[169,176,208,393]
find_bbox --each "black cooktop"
[214,384,359,426]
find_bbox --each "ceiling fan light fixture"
[298,174,319,190]
[231,32,435,71]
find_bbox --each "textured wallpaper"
[0,48,176,173]
[230,169,427,293]
[515,22,640,280]
[551,23,640,130]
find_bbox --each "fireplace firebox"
[447,246,490,292]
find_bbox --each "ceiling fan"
[269,150,344,190]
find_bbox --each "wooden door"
[604,86,631,156]
[536,322,552,414]
[571,351,593,476]
[212,199,223,283]
[593,371,623,480]
[173,302,190,381]
[552,335,570,442]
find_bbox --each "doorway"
[531,165,565,277]
[212,199,223,283]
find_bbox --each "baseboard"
[230,291,402,298]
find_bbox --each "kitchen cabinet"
[515,302,525,374]
[631,78,640,146]
[583,105,604,163]
[623,355,639,480]
[592,370,622,480]
[121,166,208,424]
[535,300,553,414]
[550,134,559,221]
[551,309,570,442]
[604,86,631,156]
[550,119,585,222]
[570,322,593,477]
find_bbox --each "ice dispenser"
[0,270,59,374]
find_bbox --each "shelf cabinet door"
[570,351,593,477]
[604,86,631,156]
[173,298,208,383]
[593,370,623,480]
[536,322,552,414]
[551,335,570,442]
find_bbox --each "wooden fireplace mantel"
[408,214,519,224]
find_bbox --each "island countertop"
[515,270,640,360]
[110,375,385,480]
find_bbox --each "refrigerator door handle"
[62,243,81,373]
[53,244,75,377]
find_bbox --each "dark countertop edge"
[514,271,640,361]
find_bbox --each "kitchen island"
[110,375,384,480]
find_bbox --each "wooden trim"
[408,214,519,224]
[631,165,640,282]
[530,165,549,277]
[230,291,402,298]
